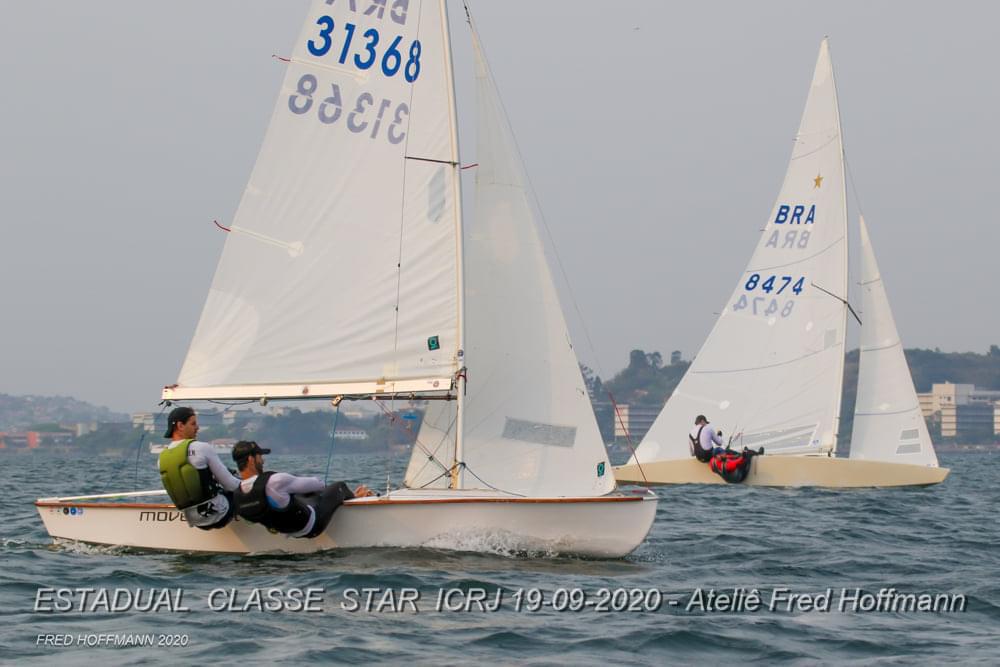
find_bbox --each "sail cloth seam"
[789,133,839,161]
[689,343,842,375]
[854,406,922,417]
[860,340,902,353]
[747,235,845,272]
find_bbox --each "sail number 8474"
[733,274,806,318]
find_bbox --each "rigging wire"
[388,2,428,382]
[372,398,524,497]
[372,399,451,477]
[132,430,148,490]
[323,400,342,485]
[117,403,168,490]
[607,391,649,485]
[409,410,460,484]
[843,154,867,220]
[385,395,396,495]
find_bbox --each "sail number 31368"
[307,16,421,82]
[289,74,408,144]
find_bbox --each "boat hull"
[35,489,657,558]
[614,456,949,487]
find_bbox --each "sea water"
[2,452,998,664]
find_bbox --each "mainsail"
[634,39,849,463]
[405,26,614,497]
[849,216,938,466]
[168,0,461,400]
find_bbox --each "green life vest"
[158,439,216,510]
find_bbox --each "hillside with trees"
[588,346,1000,447]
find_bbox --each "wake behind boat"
[615,39,947,488]
[36,0,656,556]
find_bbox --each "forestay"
[170,0,461,400]
[634,39,848,463]
[849,216,938,466]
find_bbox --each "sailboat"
[615,39,947,488]
[36,0,656,555]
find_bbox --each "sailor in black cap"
[157,407,241,529]
[232,441,374,538]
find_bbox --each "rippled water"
[2,452,998,664]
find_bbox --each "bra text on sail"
[325,0,411,26]
[774,204,816,225]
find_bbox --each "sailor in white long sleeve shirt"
[232,441,374,538]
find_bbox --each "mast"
[440,0,466,489]
[829,37,849,456]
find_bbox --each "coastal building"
[132,411,167,433]
[917,382,1000,440]
[334,429,369,441]
[613,404,661,442]
[0,430,74,451]
[132,408,229,433]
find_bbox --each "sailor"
[158,406,241,529]
[689,414,726,463]
[232,441,374,539]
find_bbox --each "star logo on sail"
[813,173,823,188]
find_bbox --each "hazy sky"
[1,1,997,413]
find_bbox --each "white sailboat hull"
[614,456,948,488]
[35,489,657,558]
